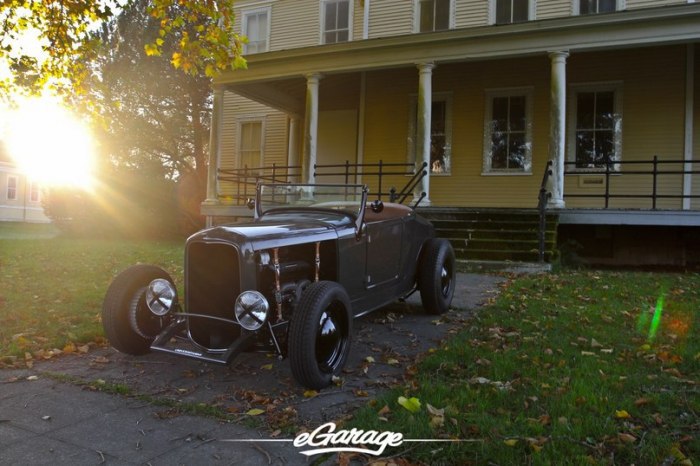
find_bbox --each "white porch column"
[204,86,224,207]
[287,116,300,182]
[416,62,434,205]
[548,51,568,209]
[303,73,323,185]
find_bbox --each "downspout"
[682,43,694,210]
[363,0,370,40]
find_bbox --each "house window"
[578,0,620,14]
[494,0,531,24]
[29,182,40,203]
[239,120,264,169]
[242,8,270,54]
[7,175,17,200]
[408,94,453,174]
[568,84,623,170]
[483,89,533,174]
[417,0,451,32]
[322,0,351,44]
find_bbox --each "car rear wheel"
[288,281,352,390]
[418,238,456,315]
[102,264,174,355]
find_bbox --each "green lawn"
[351,272,698,465]
[1,235,697,464]
[0,235,183,361]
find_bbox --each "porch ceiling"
[215,3,700,87]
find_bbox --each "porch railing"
[314,160,428,204]
[217,160,428,206]
[563,157,700,209]
[218,164,302,205]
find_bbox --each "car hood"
[189,212,353,250]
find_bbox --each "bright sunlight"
[2,96,95,189]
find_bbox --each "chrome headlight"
[235,291,269,331]
[146,279,177,316]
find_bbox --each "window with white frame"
[577,0,622,14]
[567,84,623,170]
[29,181,40,203]
[417,0,452,32]
[322,0,351,44]
[7,175,17,200]
[493,0,532,25]
[239,120,264,169]
[242,7,270,54]
[483,89,533,173]
[408,93,453,174]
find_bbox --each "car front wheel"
[418,238,456,315]
[102,264,174,355]
[288,281,352,390]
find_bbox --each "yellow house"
[202,1,700,265]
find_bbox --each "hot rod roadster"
[102,184,456,389]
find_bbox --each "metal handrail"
[218,164,302,204]
[314,160,424,203]
[537,160,553,263]
[563,156,700,209]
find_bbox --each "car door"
[365,217,403,288]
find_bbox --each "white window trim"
[413,0,455,33]
[566,82,624,172]
[488,0,536,25]
[573,0,625,15]
[482,87,534,175]
[6,175,18,201]
[241,6,271,54]
[407,92,453,176]
[29,181,41,203]
[237,117,267,169]
[320,0,354,44]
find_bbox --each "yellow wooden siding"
[455,0,488,28]
[368,0,413,39]
[627,0,687,10]
[353,0,364,40]
[565,46,686,209]
[536,0,571,20]
[219,92,289,198]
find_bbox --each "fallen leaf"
[397,396,421,413]
[386,358,400,366]
[590,338,603,348]
[634,397,652,407]
[246,408,265,416]
[504,439,518,447]
[303,390,318,398]
[365,356,376,363]
[26,375,39,381]
[260,364,273,370]
[615,410,631,419]
[353,389,369,397]
[618,433,636,444]
[378,405,390,416]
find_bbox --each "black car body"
[102,183,456,389]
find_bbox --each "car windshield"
[258,184,366,217]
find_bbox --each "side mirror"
[370,199,384,213]
[246,198,255,210]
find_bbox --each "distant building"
[0,141,50,223]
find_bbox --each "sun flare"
[3,96,95,189]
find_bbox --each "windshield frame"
[255,183,369,220]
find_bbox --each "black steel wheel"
[102,264,174,355]
[418,238,456,315]
[288,281,353,390]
